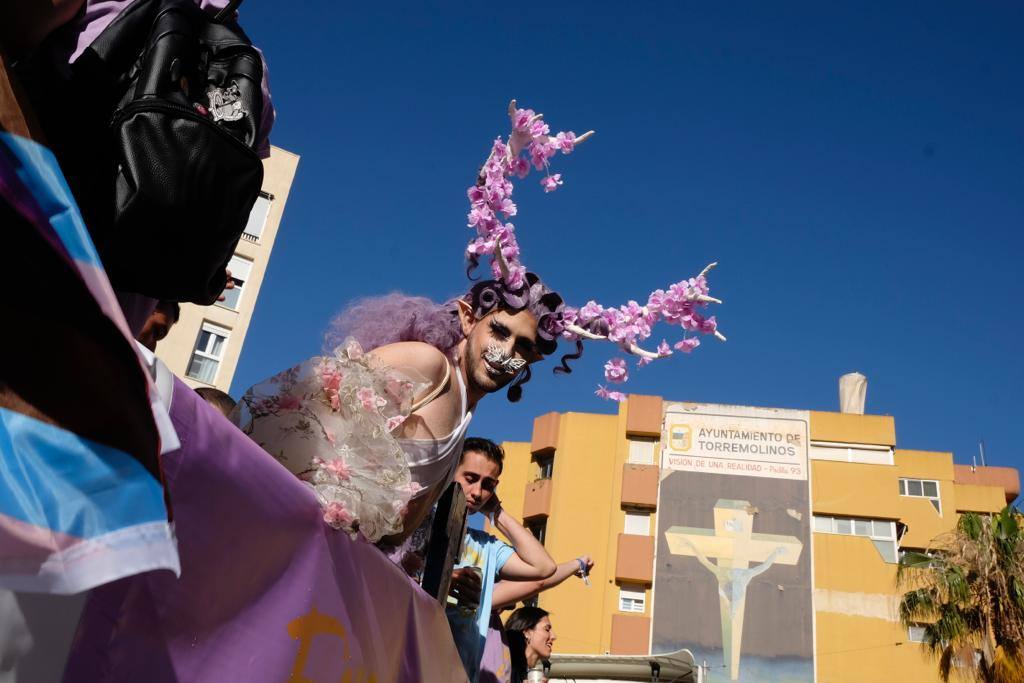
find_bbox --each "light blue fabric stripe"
[0,407,167,540]
[0,132,103,268]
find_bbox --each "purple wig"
[323,293,463,354]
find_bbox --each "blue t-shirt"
[446,528,515,682]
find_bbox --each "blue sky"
[231,2,1023,486]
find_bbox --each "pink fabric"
[64,380,467,682]
[0,514,81,571]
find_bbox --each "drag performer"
[235,101,727,545]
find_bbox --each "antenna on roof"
[979,440,987,468]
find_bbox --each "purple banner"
[65,378,466,682]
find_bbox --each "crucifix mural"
[664,499,803,681]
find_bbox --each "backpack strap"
[77,0,163,75]
[213,0,244,22]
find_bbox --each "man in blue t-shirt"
[447,438,556,682]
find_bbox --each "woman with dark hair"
[505,606,557,682]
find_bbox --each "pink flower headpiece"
[466,101,727,400]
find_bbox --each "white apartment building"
[158,145,299,392]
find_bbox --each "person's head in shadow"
[194,387,237,418]
[137,300,180,352]
[504,606,555,682]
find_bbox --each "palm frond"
[959,512,983,542]
[994,643,1024,683]
[1012,575,1024,612]
[938,645,954,682]
[900,587,938,624]
[897,506,1024,683]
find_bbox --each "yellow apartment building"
[494,389,1019,683]
[157,145,299,392]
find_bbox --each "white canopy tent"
[547,648,699,682]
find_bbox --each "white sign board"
[662,403,809,480]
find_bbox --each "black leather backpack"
[24,0,265,304]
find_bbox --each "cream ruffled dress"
[233,339,472,543]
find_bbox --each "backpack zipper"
[111,98,260,160]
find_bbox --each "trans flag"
[0,131,180,594]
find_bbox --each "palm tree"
[897,505,1024,682]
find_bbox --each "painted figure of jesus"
[665,500,803,680]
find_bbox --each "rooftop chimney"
[839,372,867,414]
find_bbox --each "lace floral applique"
[234,339,427,542]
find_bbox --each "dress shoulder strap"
[409,359,452,413]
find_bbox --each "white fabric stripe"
[134,342,180,454]
[0,521,179,595]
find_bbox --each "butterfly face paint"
[484,343,527,375]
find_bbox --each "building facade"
[157,146,299,392]
[494,393,1019,683]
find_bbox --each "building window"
[217,254,253,311]
[526,520,546,545]
[624,510,651,536]
[809,441,894,465]
[908,624,928,643]
[627,437,657,464]
[186,322,230,384]
[618,584,646,613]
[899,478,941,514]
[242,192,272,241]
[536,454,554,480]
[813,514,898,563]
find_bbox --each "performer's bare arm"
[369,342,459,438]
[370,342,460,544]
